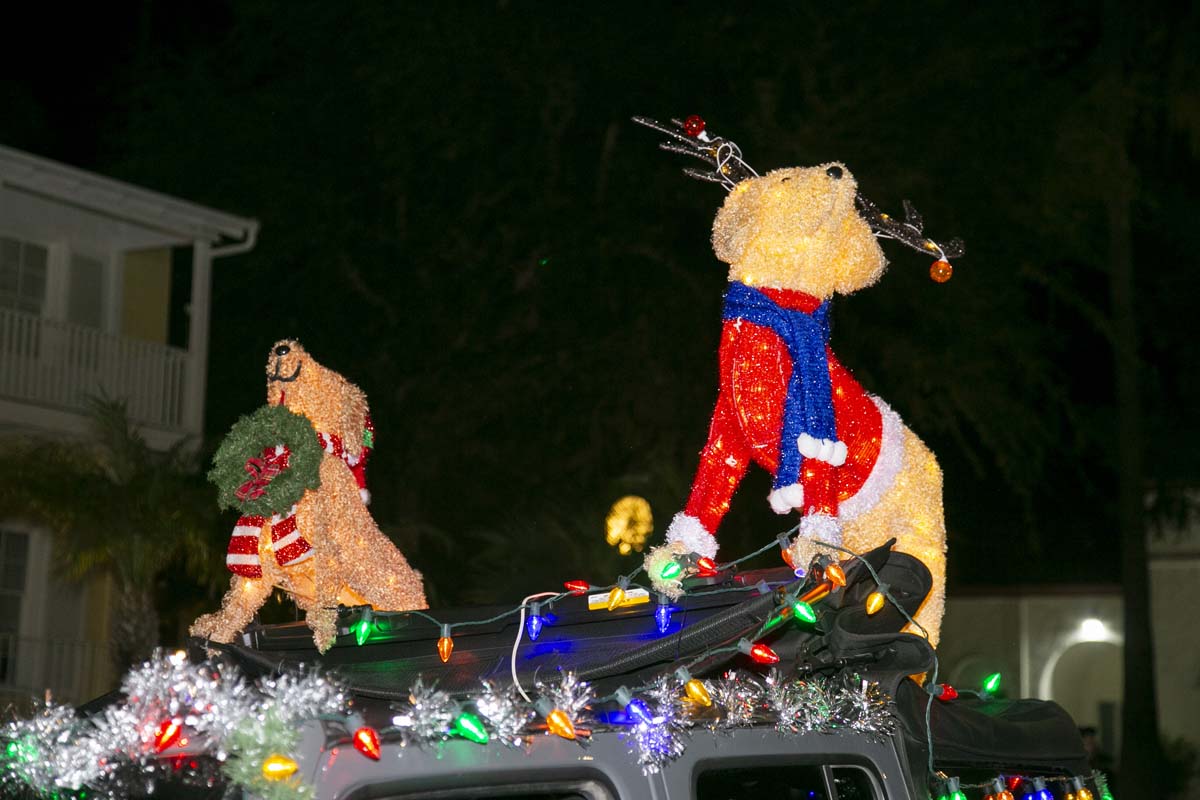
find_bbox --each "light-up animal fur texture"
[191,340,426,652]
[655,164,946,646]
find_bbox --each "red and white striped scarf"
[225,430,368,578]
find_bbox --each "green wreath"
[209,405,323,517]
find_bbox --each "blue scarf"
[721,282,836,489]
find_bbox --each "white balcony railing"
[0,306,191,432]
[0,633,113,704]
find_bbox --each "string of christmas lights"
[0,527,1109,799]
[931,772,1114,800]
[0,654,897,798]
[346,519,808,661]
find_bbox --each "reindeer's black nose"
[826,165,843,179]
[274,344,291,356]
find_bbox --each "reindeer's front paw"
[189,613,232,643]
[644,540,691,599]
[768,483,805,514]
[786,513,844,572]
[308,608,339,653]
[645,513,720,599]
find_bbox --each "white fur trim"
[768,483,805,515]
[664,513,719,559]
[799,512,843,546]
[839,396,905,521]
[830,440,848,467]
[360,488,371,505]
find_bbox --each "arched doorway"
[1048,641,1123,760]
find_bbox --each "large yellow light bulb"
[865,591,886,615]
[262,754,298,780]
[545,708,576,739]
[684,678,712,707]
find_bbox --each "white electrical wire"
[511,591,560,702]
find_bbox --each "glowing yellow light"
[262,754,298,780]
[545,708,576,739]
[607,586,626,611]
[437,636,453,663]
[865,591,886,615]
[684,678,712,707]
[825,563,847,587]
[605,496,653,554]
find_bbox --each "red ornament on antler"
[683,115,706,137]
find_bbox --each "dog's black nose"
[826,165,843,179]
[274,344,291,356]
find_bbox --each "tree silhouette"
[0,398,223,673]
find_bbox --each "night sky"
[4,1,1197,606]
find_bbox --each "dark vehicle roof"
[199,543,1090,781]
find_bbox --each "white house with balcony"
[0,144,258,703]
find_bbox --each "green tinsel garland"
[223,709,310,800]
[209,405,323,517]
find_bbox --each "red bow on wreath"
[234,445,291,502]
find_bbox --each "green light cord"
[390,591,573,633]
[350,521,806,641]
[718,522,800,570]
[944,774,1102,793]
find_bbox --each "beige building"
[0,145,257,702]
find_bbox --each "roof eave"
[0,144,258,246]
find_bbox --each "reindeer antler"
[855,192,965,262]
[632,115,758,190]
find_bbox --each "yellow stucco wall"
[120,248,171,344]
[81,574,117,698]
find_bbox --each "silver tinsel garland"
[535,670,594,732]
[0,651,348,800]
[621,675,691,774]
[705,670,765,731]
[766,668,833,735]
[390,677,459,746]
[829,673,897,741]
[2,655,897,798]
[474,680,534,748]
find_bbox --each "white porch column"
[182,239,212,436]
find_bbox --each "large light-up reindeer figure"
[635,115,963,645]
